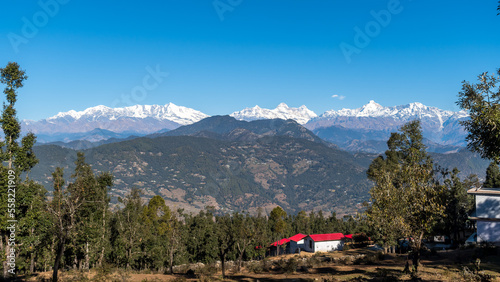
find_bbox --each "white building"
[288,233,307,254]
[468,187,500,245]
[303,233,345,252]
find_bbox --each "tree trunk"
[99,201,106,267]
[30,250,34,273]
[238,251,244,272]
[53,237,66,282]
[85,241,89,270]
[169,247,174,274]
[221,253,226,279]
[276,235,280,256]
[126,248,131,270]
[412,249,420,273]
[412,232,424,273]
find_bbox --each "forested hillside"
[32,135,372,215]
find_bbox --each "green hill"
[32,135,371,215]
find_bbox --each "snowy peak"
[230,103,318,124]
[358,100,384,116]
[319,100,464,120]
[47,103,209,125]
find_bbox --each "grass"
[27,247,500,281]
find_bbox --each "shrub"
[304,256,321,268]
[93,263,114,282]
[262,258,272,272]
[276,259,287,271]
[246,261,263,274]
[337,256,354,265]
[460,266,493,282]
[284,258,298,274]
[199,264,217,276]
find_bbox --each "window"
[309,240,313,249]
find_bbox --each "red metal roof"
[270,238,290,247]
[308,233,345,242]
[345,234,353,239]
[288,233,307,242]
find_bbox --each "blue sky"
[1,0,499,121]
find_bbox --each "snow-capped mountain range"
[230,103,318,124]
[315,100,467,124]
[22,101,469,151]
[45,103,208,125]
[306,100,468,131]
[22,103,209,136]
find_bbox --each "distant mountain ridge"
[151,115,335,148]
[230,103,318,124]
[305,101,469,153]
[308,100,467,130]
[23,101,469,153]
[22,103,209,137]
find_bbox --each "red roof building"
[288,233,307,242]
[308,233,345,242]
[270,238,290,247]
[304,233,345,253]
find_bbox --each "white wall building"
[303,233,345,252]
[468,187,500,245]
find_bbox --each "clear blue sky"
[1,0,499,121]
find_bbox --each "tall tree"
[184,209,217,264]
[48,153,113,281]
[233,212,256,272]
[215,214,235,279]
[165,209,183,274]
[269,206,287,255]
[367,121,445,273]
[457,70,500,163]
[142,195,180,272]
[0,62,39,278]
[17,180,49,274]
[110,188,145,270]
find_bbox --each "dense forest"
[4,148,486,280]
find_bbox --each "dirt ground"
[24,247,500,281]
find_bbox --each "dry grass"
[25,248,500,281]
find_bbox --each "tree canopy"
[457,70,500,163]
[367,120,446,272]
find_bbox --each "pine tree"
[269,206,287,255]
[0,62,40,278]
[215,214,235,279]
[48,153,113,281]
